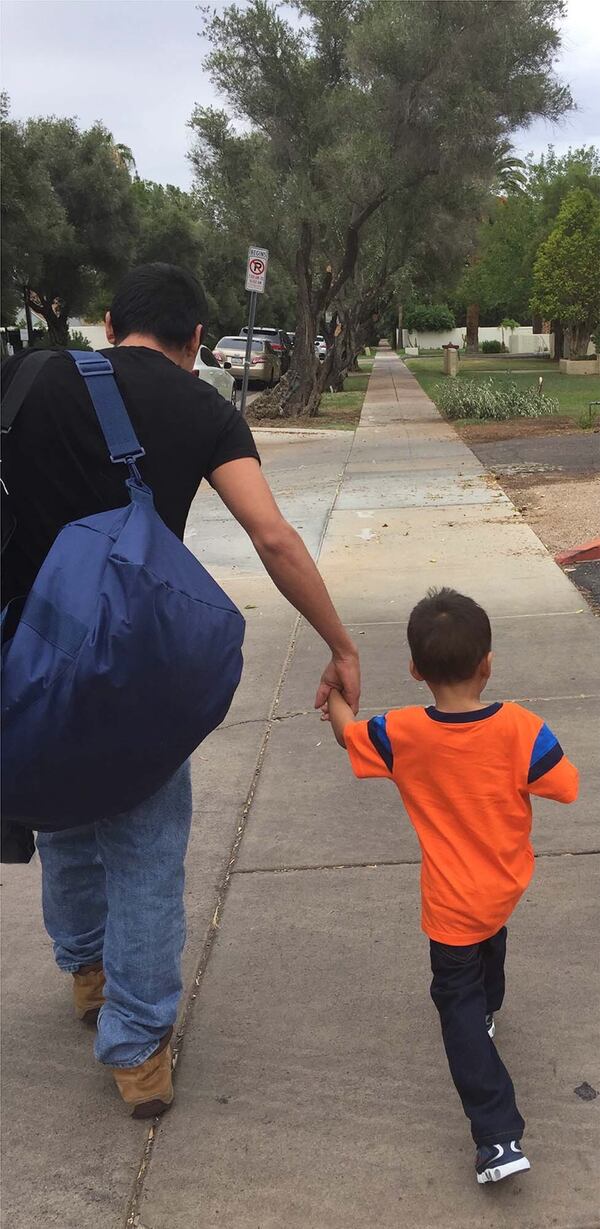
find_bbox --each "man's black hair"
[407,588,491,685]
[109,263,209,347]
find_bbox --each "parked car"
[315,335,327,360]
[193,344,237,406]
[214,336,281,387]
[240,326,291,373]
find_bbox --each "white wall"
[401,325,552,353]
[508,332,553,356]
[73,324,109,350]
[13,319,109,351]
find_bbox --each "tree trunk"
[317,310,359,395]
[46,311,70,348]
[23,289,35,346]
[26,289,70,347]
[551,320,564,362]
[531,313,543,334]
[567,325,591,358]
[252,242,320,419]
[465,303,479,354]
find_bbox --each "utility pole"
[240,291,258,419]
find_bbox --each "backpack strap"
[1,350,61,433]
[67,351,145,466]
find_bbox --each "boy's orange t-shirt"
[344,701,578,945]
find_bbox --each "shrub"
[434,379,559,421]
[480,340,506,354]
[404,303,455,332]
[68,330,95,351]
[32,329,94,351]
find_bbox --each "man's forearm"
[252,522,353,654]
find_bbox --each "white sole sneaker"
[477,1155,531,1184]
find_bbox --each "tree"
[132,180,204,268]
[405,304,455,333]
[194,0,571,416]
[0,95,63,329]
[455,147,600,351]
[531,187,600,357]
[1,110,137,344]
[462,142,527,353]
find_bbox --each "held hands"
[314,647,361,717]
[318,680,355,748]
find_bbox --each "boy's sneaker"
[476,1141,530,1184]
[485,1013,495,1039]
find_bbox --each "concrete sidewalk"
[3,354,599,1228]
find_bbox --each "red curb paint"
[555,538,600,565]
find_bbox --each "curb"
[555,538,600,565]
[251,426,350,438]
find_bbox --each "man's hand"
[315,648,360,715]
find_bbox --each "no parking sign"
[245,246,269,293]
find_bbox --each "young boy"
[326,587,578,1185]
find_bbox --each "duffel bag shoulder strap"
[67,351,145,470]
[1,349,61,433]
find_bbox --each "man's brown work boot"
[111,1031,174,1119]
[72,962,105,1025]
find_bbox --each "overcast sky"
[2,0,599,189]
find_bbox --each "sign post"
[240,245,269,418]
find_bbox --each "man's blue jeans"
[37,765,192,1069]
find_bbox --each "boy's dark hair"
[407,588,491,684]
[109,263,209,347]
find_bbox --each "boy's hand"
[325,685,356,749]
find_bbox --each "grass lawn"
[318,369,369,428]
[405,355,600,422]
[249,367,369,431]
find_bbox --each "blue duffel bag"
[1,350,245,829]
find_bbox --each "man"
[2,263,360,1118]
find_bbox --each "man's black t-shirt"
[1,346,260,605]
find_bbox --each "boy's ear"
[481,651,493,679]
[105,311,116,345]
[409,659,423,682]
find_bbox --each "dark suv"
[240,326,292,374]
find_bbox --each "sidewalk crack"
[123,437,355,1228]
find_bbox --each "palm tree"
[465,142,526,354]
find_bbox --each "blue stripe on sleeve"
[528,722,563,783]
[367,714,393,773]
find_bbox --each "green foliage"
[435,378,559,421]
[31,328,94,351]
[456,148,600,322]
[531,187,600,355]
[404,304,455,332]
[193,0,572,414]
[131,180,204,268]
[0,96,63,324]
[480,340,506,353]
[1,105,137,340]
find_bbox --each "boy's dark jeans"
[429,927,525,1146]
